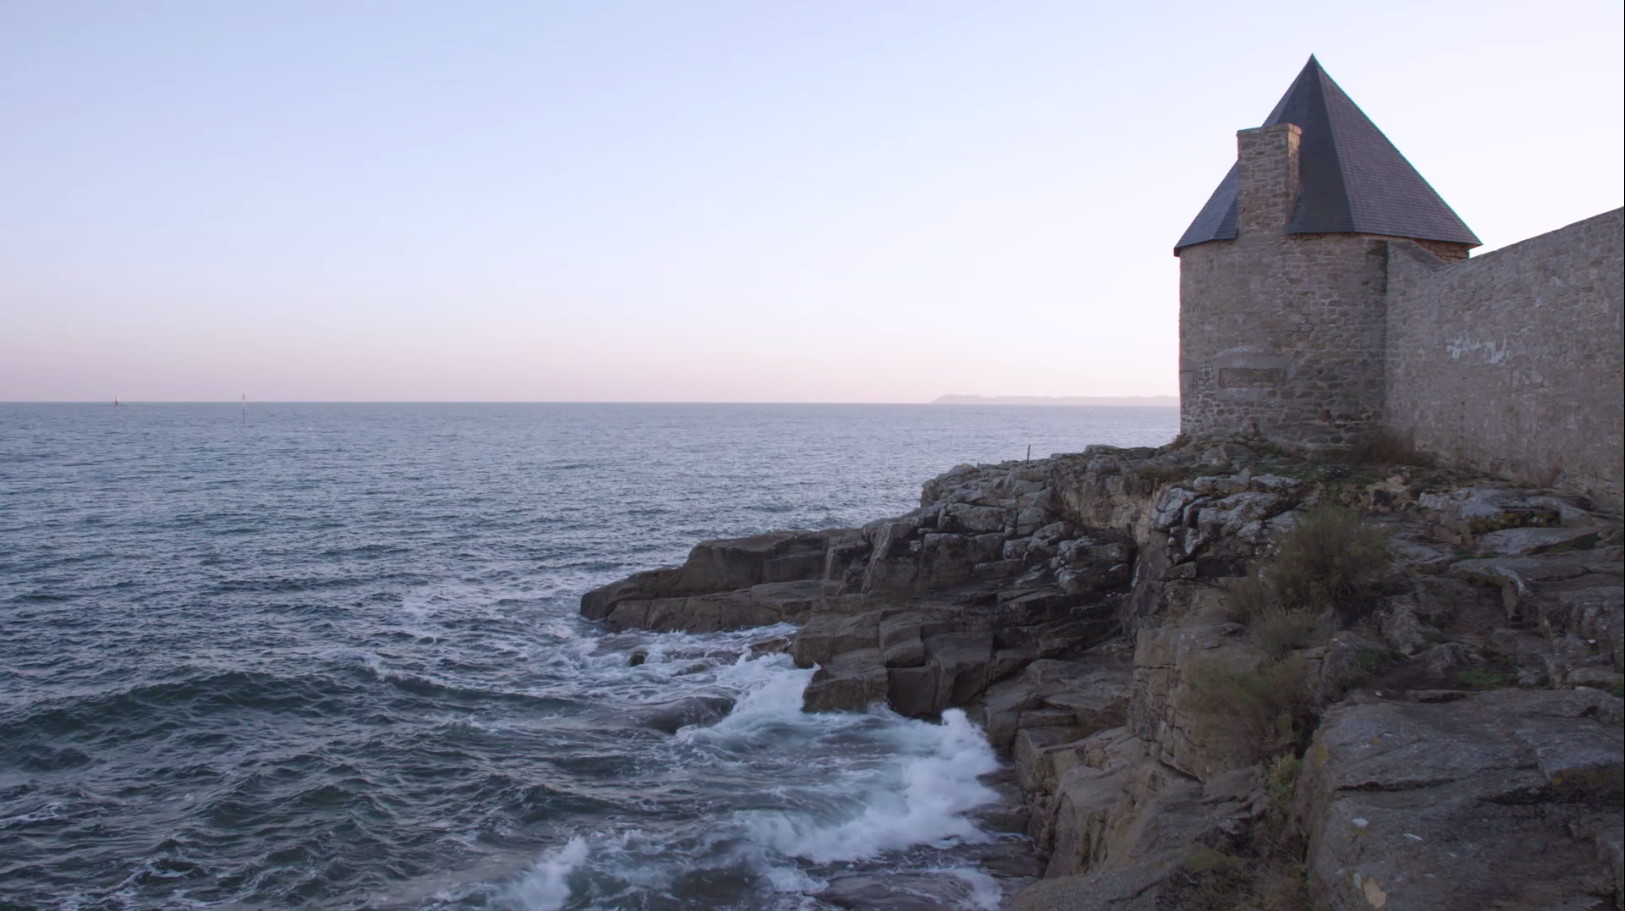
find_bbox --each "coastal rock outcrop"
[581,441,1625,909]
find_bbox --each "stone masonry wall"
[1178,124,1477,450]
[1180,232,1391,447]
[1385,208,1625,505]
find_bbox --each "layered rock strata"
[582,442,1625,910]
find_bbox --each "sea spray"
[509,837,588,911]
[507,639,1006,908]
[740,708,1001,864]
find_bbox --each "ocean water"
[0,403,1178,910]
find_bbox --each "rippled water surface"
[0,403,1177,910]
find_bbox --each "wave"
[0,669,369,745]
[495,650,1003,909]
[739,709,1000,864]
[508,837,588,911]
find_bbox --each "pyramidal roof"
[1175,57,1480,252]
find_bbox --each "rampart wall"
[1385,208,1625,505]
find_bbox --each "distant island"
[930,394,1178,407]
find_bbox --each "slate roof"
[1174,57,1480,252]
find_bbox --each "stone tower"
[1175,57,1480,448]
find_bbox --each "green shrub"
[1225,572,1321,655]
[1263,753,1303,811]
[1185,843,1248,874]
[1136,460,1203,486]
[1186,655,1316,763]
[1253,608,1320,657]
[1248,862,1312,911]
[1270,505,1391,620]
[1226,506,1390,644]
[1223,572,1274,625]
[1456,666,1514,690]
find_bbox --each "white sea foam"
[742,708,1000,863]
[936,867,1005,911]
[493,630,1006,907]
[0,805,64,830]
[510,836,588,911]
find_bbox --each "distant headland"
[930,394,1178,407]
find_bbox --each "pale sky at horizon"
[3,1,1622,403]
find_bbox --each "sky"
[2,1,1621,403]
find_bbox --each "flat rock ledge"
[582,441,1625,910]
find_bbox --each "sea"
[0,403,1178,911]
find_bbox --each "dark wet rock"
[927,630,996,706]
[790,610,879,668]
[629,695,736,734]
[818,872,990,911]
[916,533,978,589]
[674,530,839,592]
[580,567,682,622]
[604,580,826,633]
[802,648,887,713]
[581,531,846,623]
[747,636,791,658]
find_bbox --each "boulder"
[802,648,888,712]
[790,611,879,668]
[1015,724,1087,791]
[627,695,736,733]
[876,611,929,668]
[979,659,1122,751]
[1477,525,1607,556]
[1378,600,1442,656]
[823,536,871,590]
[974,558,1025,580]
[996,587,1081,627]
[1003,537,1034,561]
[942,503,1008,534]
[886,665,943,718]
[1386,535,1455,574]
[1151,486,1203,531]
[981,676,1052,750]
[927,630,996,706]
[1418,487,1562,541]
[581,530,849,624]
[580,567,682,621]
[674,530,835,593]
[1542,585,1625,668]
[818,874,990,911]
[1044,688,1129,734]
[916,533,977,590]
[1299,688,1624,911]
[603,579,826,633]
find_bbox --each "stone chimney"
[1234,123,1301,236]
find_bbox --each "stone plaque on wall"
[1217,367,1285,388]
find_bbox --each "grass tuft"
[1186,655,1316,764]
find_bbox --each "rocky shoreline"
[581,439,1624,910]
